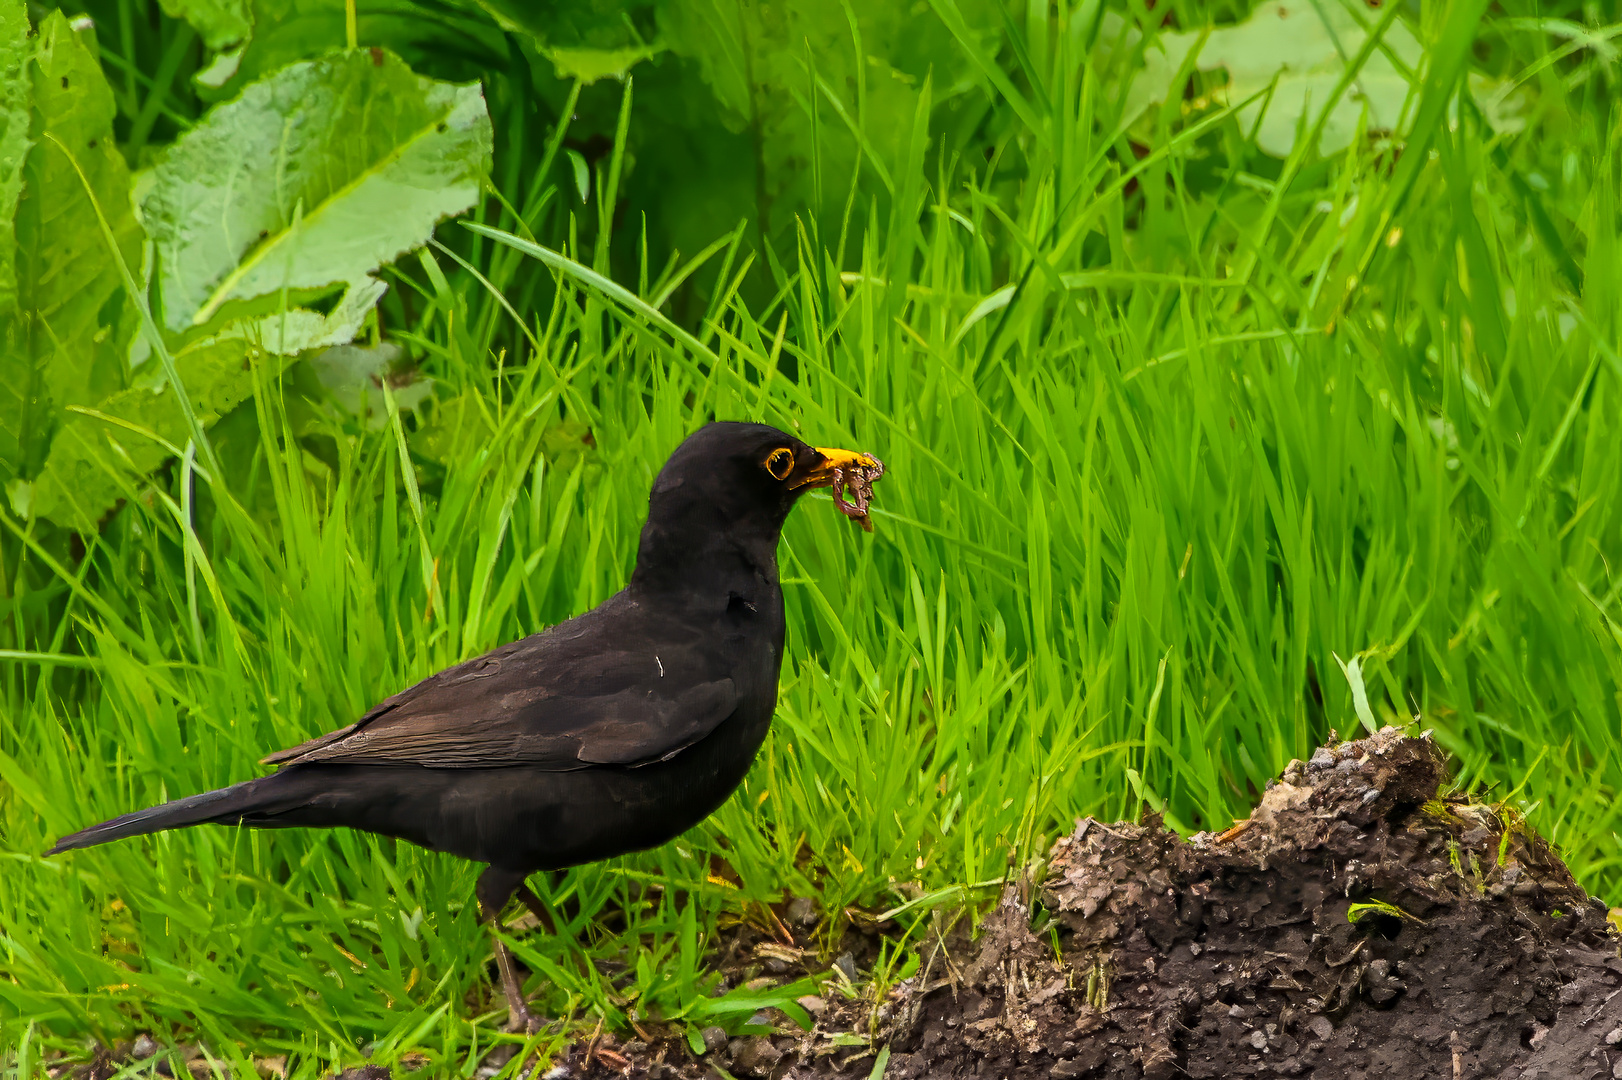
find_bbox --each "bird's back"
[259,587,786,870]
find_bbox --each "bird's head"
[631,421,884,589]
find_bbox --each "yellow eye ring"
[764,448,794,480]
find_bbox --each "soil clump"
[559,728,1622,1080]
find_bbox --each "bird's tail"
[46,772,315,855]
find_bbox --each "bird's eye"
[763,448,794,480]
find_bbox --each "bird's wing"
[262,635,738,770]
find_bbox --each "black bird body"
[47,422,883,1030]
[74,590,780,872]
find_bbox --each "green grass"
[5,0,1622,1074]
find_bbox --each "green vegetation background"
[2,0,1621,1072]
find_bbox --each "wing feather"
[262,625,739,770]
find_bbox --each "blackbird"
[48,421,884,1032]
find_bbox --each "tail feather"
[46,773,310,855]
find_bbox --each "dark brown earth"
[545,728,1622,1080]
[61,729,1622,1079]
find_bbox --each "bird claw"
[504,1006,548,1035]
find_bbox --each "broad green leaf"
[0,12,140,488]
[543,44,662,83]
[27,332,285,532]
[409,398,594,471]
[194,44,245,89]
[221,0,507,109]
[475,0,663,83]
[30,277,386,528]
[28,46,490,533]
[143,47,492,332]
[159,0,251,51]
[1095,13,1196,135]
[0,0,29,315]
[1115,0,1424,157]
[310,340,433,429]
[653,0,995,246]
[217,275,388,356]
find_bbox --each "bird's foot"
[503,1004,549,1035]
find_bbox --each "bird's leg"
[489,935,540,1035]
[513,880,559,936]
[476,866,545,1035]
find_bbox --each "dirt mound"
[562,728,1622,1080]
[56,730,1622,1079]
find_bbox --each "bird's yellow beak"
[790,446,885,531]
[788,447,883,490]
